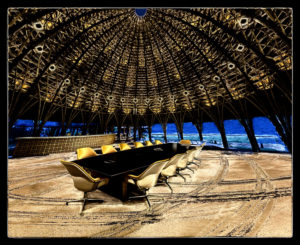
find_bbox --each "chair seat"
[161,165,177,177]
[177,157,188,169]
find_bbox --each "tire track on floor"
[91,155,228,237]
[203,154,277,237]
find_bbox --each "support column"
[177,126,184,141]
[148,125,152,142]
[215,120,229,149]
[133,124,137,141]
[156,113,170,144]
[193,120,203,141]
[240,117,260,152]
[138,125,142,140]
[81,122,88,135]
[162,122,168,143]
[171,112,185,141]
[117,124,121,141]
[268,114,291,152]
[126,124,130,141]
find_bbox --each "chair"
[145,140,153,146]
[194,142,206,162]
[176,153,194,182]
[134,142,144,148]
[160,154,186,193]
[126,159,169,209]
[179,139,192,145]
[186,148,200,167]
[101,145,117,154]
[76,147,98,160]
[60,160,109,215]
[119,143,131,151]
[154,140,163,145]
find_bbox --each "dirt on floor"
[7,149,292,238]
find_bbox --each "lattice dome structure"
[8,8,292,152]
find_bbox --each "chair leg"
[128,194,147,199]
[164,178,173,193]
[194,157,201,163]
[66,192,104,215]
[79,197,87,215]
[145,195,151,209]
[189,161,199,167]
[177,171,186,182]
[66,199,82,205]
[66,192,87,206]
[186,166,194,173]
[129,189,152,209]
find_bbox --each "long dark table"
[73,143,191,200]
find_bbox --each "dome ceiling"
[8,8,292,117]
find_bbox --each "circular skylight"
[135,9,147,17]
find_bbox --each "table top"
[74,143,190,178]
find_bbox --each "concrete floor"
[7,149,292,238]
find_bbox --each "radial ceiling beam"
[9,9,103,72]
[9,9,55,33]
[240,8,291,48]
[178,9,291,97]
[20,13,128,100]
[155,9,291,103]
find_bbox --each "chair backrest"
[161,154,185,176]
[164,153,185,169]
[77,147,98,159]
[196,142,205,150]
[176,153,188,168]
[194,142,205,158]
[60,160,99,192]
[101,145,117,154]
[145,140,153,146]
[186,148,197,162]
[119,143,131,151]
[136,159,168,190]
[134,142,144,148]
[154,140,163,145]
[179,139,191,145]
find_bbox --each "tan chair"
[77,147,98,160]
[154,140,163,145]
[145,140,153,146]
[160,154,186,193]
[126,159,168,208]
[134,142,144,148]
[60,160,109,215]
[194,142,206,162]
[101,145,117,154]
[186,148,200,167]
[176,153,194,182]
[119,143,131,151]
[179,139,192,145]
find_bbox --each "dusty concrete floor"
[7,149,292,238]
